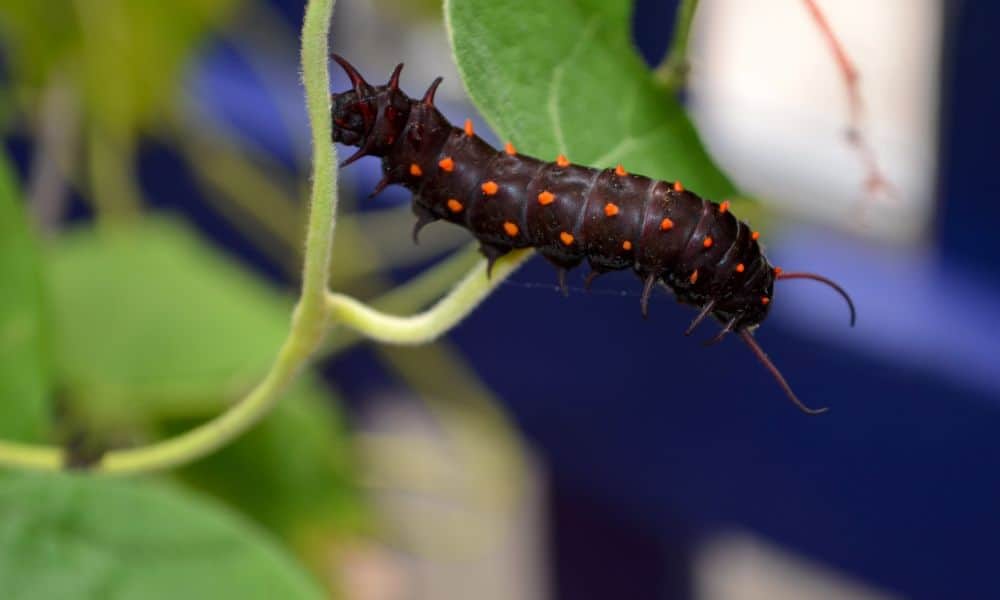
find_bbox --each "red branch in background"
[801,0,898,214]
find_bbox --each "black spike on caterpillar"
[329,55,856,415]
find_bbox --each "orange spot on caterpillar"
[556,154,570,167]
[438,157,454,172]
[604,203,619,217]
[447,199,463,213]
[503,221,519,237]
[752,231,761,241]
[560,231,575,246]
[537,190,555,206]
[464,119,475,137]
[736,263,745,273]
[719,200,730,213]
[703,236,713,248]
[481,181,499,195]
[689,270,699,284]
[660,217,674,231]
[774,266,783,276]
[622,240,633,251]
[615,164,627,176]
[761,296,770,305]
[673,181,684,192]
[409,163,423,177]
[504,142,517,155]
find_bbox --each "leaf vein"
[547,15,601,155]
[589,122,672,168]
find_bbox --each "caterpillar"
[329,55,856,415]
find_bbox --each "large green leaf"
[45,217,365,560]
[46,218,294,424]
[167,379,366,556]
[446,0,738,201]
[0,474,323,599]
[0,154,51,443]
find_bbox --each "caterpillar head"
[731,269,776,329]
[330,55,438,167]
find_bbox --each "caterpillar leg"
[369,174,392,199]
[640,273,658,319]
[583,269,604,291]
[479,243,511,278]
[684,300,717,336]
[555,268,569,297]
[703,315,738,347]
[411,205,438,245]
[540,254,582,297]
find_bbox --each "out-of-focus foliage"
[1,0,371,592]
[0,0,240,137]
[0,160,345,597]
[45,217,367,554]
[0,474,324,599]
[0,155,51,443]
[446,0,742,205]
[166,379,368,561]
[47,219,296,425]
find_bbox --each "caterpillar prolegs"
[330,55,856,415]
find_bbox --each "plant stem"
[326,249,532,345]
[101,0,339,474]
[324,243,484,355]
[102,0,337,473]
[0,0,531,475]
[0,0,339,475]
[654,0,700,91]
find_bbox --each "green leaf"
[446,0,738,200]
[46,217,294,425]
[46,216,366,560]
[0,0,240,137]
[0,474,324,599]
[0,153,51,443]
[167,379,367,555]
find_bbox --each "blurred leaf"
[0,0,240,138]
[167,378,368,558]
[45,216,367,565]
[46,217,294,424]
[0,153,52,442]
[446,0,739,201]
[0,474,324,599]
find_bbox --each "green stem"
[86,129,143,223]
[654,0,700,91]
[326,249,532,345]
[0,0,531,475]
[0,0,339,475]
[324,243,484,355]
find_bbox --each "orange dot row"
[429,141,764,279]
[429,145,755,244]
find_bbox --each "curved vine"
[0,0,530,475]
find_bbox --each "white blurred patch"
[351,393,550,600]
[688,0,942,242]
[696,533,901,600]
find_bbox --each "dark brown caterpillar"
[329,55,855,415]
